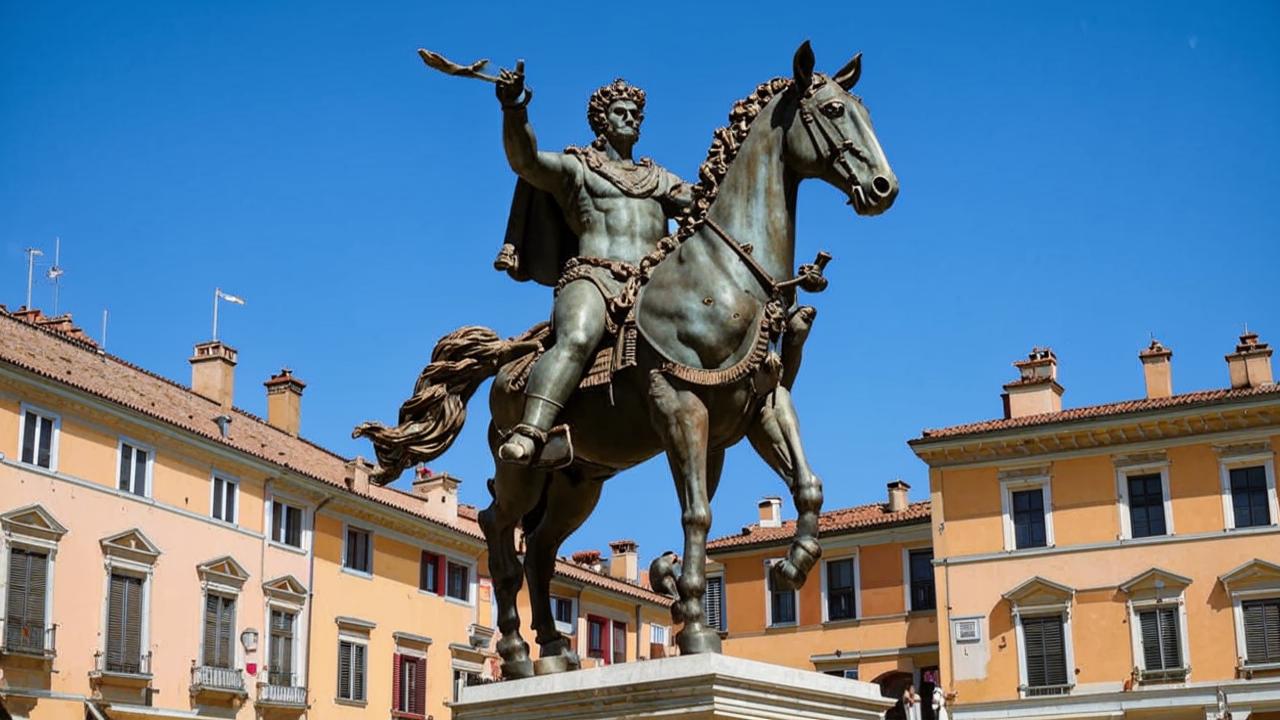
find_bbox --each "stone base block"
[451,653,894,720]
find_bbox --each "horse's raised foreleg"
[523,469,603,673]
[647,371,721,654]
[746,385,823,591]
[477,441,546,679]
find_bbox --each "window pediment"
[263,574,307,605]
[1220,558,1280,593]
[100,528,161,565]
[1003,576,1073,609]
[1120,567,1192,599]
[197,555,249,591]
[2,504,68,544]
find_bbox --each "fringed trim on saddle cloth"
[656,299,786,387]
[503,318,640,394]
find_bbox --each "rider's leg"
[499,281,608,463]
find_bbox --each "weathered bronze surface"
[356,41,897,679]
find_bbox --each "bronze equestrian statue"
[355,41,898,680]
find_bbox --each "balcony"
[1021,683,1073,698]
[190,663,248,702]
[1139,666,1190,684]
[90,651,153,690]
[1,621,56,661]
[256,672,307,709]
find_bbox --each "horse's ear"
[793,40,815,92]
[834,52,862,90]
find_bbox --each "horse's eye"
[821,101,845,118]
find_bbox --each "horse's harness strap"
[798,98,861,191]
[702,216,781,299]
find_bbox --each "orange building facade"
[910,337,1280,719]
[0,309,672,720]
[706,486,940,714]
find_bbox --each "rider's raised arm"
[497,64,569,193]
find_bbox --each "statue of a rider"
[491,63,692,464]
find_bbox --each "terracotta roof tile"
[552,559,673,606]
[706,500,931,551]
[915,384,1280,442]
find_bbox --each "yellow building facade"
[0,309,672,720]
[910,337,1280,719]
[706,487,940,715]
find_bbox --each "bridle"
[795,81,869,203]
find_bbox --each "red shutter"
[436,556,446,597]
[392,652,403,712]
[414,655,427,715]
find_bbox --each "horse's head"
[783,41,898,216]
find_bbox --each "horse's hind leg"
[477,435,546,679]
[523,469,605,672]
[746,385,823,591]
[647,371,721,655]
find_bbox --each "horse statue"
[355,41,897,679]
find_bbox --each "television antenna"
[24,247,44,309]
[47,237,65,314]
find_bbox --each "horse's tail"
[352,323,547,485]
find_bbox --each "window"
[5,547,50,653]
[117,442,151,497]
[202,593,236,668]
[345,526,372,574]
[1000,469,1055,551]
[767,561,797,626]
[394,653,426,717]
[337,639,367,702]
[825,557,856,621]
[1243,598,1280,666]
[909,549,936,611]
[271,501,303,548]
[211,475,238,524]
[551,596,575,632]
[705,575,725,632]
[823,668,859,680]
[420,552,441,594]
[1231,466,1273,529]
[105,573,144,673]
[1137,606,1183,674]
[446,561,469,602]
[19,407,58,470]
[611,621,627,664]
[1126,473,1168,538]
[1012,489,1047,549]
[587,616,607,659]
[452,669,480,702]
[1021,615,1069,692]
[268,610,296,686]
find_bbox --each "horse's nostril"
[872,175,893,197]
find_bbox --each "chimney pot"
[1002,347,1064,419]
[264,368,306,436]
[758,496,783,528]
[887,480,911,513]
[1139,339,1174,399]
[410,469,461,522]
[608,539,640,582]
[1226,331,1274,389]
[190,341,238,410]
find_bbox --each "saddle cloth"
[504,317,640,394]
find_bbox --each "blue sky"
[3,1,1278,565]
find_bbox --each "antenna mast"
[47,237,65,315]
[24,247,44,309]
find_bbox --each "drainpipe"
[940,469,957,699]
[635,603,643,660]
[303,494,334,707]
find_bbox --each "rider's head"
[588,79,646,152]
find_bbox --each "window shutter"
[392,653,403,711]
[353,643,366,701]
[1023,617,1045,687]
[1158,608,1181,669]
[1244,599,1280,664]
[705,576,724,631]
[414,654,427,715]
[5,550,36,648]
[1023,615,1067,687]
[213,479,224,521]
[203,595,218,666]
[119,446,132,492]
[436,556,446,596]
[124,575,142,669]
[338,641,352,699]
[134,448,147,495]
[21,411,37,464]
[37,416,54,467]
[1043,617,1067,685]
[1139,610,1160,669]
[107,575,127,666]
[225,482,236,523]
[217,597,235,668]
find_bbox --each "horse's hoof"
[501,658,536,680]
[534,654,575,675]
[769,558,806,591]
[677,625,723,655]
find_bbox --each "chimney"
[264,368,306,436]
[410,466,461,522]
[571,550,604,574]
[1139,339,1173,399]
[345,456,373,495]
[1226,331,1274,389]
[1002,347,1063,419]
[758,496,783,528]
[190,341,238,410]
[608,539,639,582]
[887,480,911,513]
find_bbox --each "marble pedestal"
[451,653,894,720]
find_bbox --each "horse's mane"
[634,74,827,278]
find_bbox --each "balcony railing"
[1021,683,1073,698]
[1139,666,1190,684]
[1,621,56,658]
[191,664,246,695]
[257,677,307,708]
[93,649,152,677]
